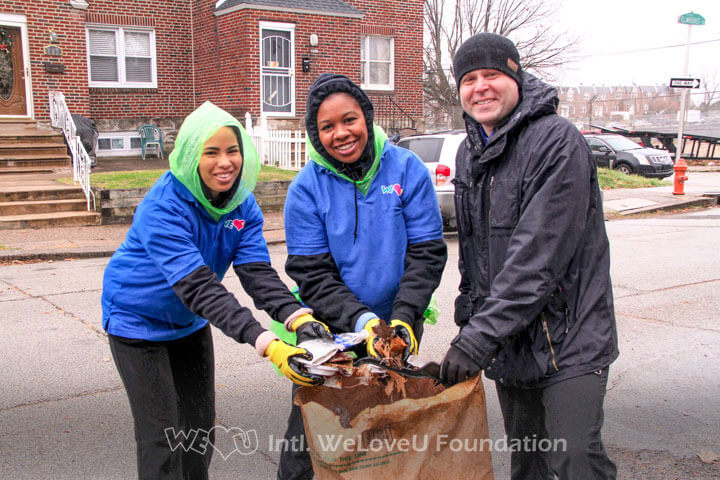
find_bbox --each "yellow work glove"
[390,319,419,361]
[265,339,323,387]
[363,317,383,358]
[291,314,333,344]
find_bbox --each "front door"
[260,23,294,116]
[0,24,28,116]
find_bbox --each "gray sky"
[556,0,720,89]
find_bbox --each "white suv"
[396,131,466,230]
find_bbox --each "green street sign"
[678,12,705,25]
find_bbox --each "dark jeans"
[109,325,216,480]
[495,368,617,480]
[277,383,313,480]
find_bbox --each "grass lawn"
[57,165,298,189]
[58,165,669,191]
[597,168,671,189]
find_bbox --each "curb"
[0,238,287,264]
[606,196,717,217]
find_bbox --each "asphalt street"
[1,208,719,479]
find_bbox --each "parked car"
[583,133,674,179]
[396,131,466,229]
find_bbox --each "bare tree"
[424,0,576,129]
[699,70,719,112]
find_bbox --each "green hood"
[307,124,388,196]
[169,101,260,221]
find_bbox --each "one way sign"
[669,77,701,89]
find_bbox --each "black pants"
[495,369,617,480]
[109,325,216,480]
[277,383,313,480]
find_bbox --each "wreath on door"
[0,28,13,53]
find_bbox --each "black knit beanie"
[305,73,375,171]
[453,33,522,89]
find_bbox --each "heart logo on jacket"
[224,219,246,231]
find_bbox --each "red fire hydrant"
[673,157,688,195]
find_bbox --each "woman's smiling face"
[316,92,369,164]
[198,126,243,199]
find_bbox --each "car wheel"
[615,163,633,175]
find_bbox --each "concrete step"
[0,154,71,169]
[0,185,85,202]
[0,211,101,229]
[0,166,57,175]
[0,198,89,216]
[0,143,69,156]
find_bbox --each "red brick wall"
[349,0,424,119]
[7,0,422,126]
[2,0,194,122]
[2,1,90,119]
[194,0,423,124]
[85,0,195,121]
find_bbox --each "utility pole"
[673,11,705,195]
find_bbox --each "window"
[96,131,142,157]
[361,36,394,90]
[86,26,156,88]
[398,137,443,164]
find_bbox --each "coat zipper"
[541,312,560,372]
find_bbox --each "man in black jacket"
[440,33,618,479]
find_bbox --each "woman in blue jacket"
[278,74,448,479]
[102,101,325,480]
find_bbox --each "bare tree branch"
[424,0,577,128]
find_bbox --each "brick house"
[0,0,423,156]
[557,84,681,127]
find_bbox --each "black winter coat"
[452,72,619,388]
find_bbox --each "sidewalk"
[1,167,718,263]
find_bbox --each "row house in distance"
[557,84,681,127]
[0,0,423,156]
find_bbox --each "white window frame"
[360,36,394,91]
[86,25,157,88]
[259,21,295,117]
[96,131,143,157]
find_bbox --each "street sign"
[678,12,705,25]
[669,77,701,88]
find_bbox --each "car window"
[398,137,444,164]
[585,137,607,151]
[601,135,642,151]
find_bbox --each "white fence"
[48,91,96,211]
[245,113,308,170]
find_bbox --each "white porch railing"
[48,91,95,211]
[245,113,308,170]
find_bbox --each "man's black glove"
[440,344,482,386]
[454,294,473,328]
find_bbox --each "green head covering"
[169,101,260,221]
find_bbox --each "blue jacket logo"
[381,184,403,196]
[224,219,245,231]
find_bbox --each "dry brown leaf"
[698,449,719,464]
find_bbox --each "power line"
[567,38,720,60]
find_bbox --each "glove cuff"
[255,331,279,357]
[355,312,379,333]
[390,319,413,331]
[283,307,313,331]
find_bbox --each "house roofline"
[215,4,365,19]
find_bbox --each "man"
[440,33,618,480]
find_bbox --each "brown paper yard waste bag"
[294,375,494,480]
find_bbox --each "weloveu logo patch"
[224,219,246,231]
[381,184,403,196]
